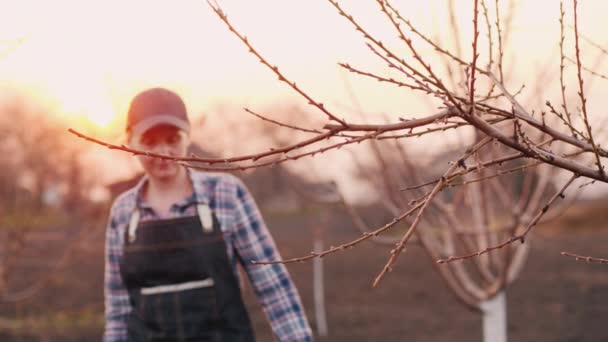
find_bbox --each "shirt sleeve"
[231,178,313,342]
[103,205,131,342]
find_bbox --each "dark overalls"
[120,203,255,341]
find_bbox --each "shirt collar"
[187,168,210,205]
[133,167,210,210]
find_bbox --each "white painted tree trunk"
[480,291,507,342]
[313,238,328,337]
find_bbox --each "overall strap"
[196,203,213,233]
[128,209,140,243]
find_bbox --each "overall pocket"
[139,278,219,341]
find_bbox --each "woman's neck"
[144,167,193,216]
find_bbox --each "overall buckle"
[197,204,213,233]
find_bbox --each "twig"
[372,136,493,287]
[377,117,509,141]
[70,108,458,172]
[465,108,608,182]
[326,0,440,91]
[400,136,559,191]
[338,190,402,246]
[207,1,348,126]
[561,252,608,264]
[566,25,608,56]
[323,108,455,131]
[545,101,585,139]
[183,131,382,171]
[573,0,605,176]
[376,0,466,114]
[494,0,505,82]
[485,72,608,158]
[244,108,322,134]
[480,0,498,98]
[479,84,525,103]
[469,0,481,115]
[446,160,542,187]
[448,147,592,190]
[252,200,427,265]
[437,173,578,264]
[339,62,429,93]
[480,0,493,69]
[448,0,464,59]
[69,128,338,164]
[402,150,526,191]
[383,2,467,67]
[558,1,575,136]
[364,42,437,96]
[565,56,608,81]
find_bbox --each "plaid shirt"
[104,169,312,342]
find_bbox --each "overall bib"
[120,203,255,341]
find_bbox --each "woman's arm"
[231,178,313,342]
[103,207,131,342]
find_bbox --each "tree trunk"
[480,291,507,342]
[313,226,328,337]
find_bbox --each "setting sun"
[56,81,117,128]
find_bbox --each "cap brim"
[129,115,190,137]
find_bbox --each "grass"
[0,209,73,231]
[1,307,103,336]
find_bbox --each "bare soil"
[1,201,607,342]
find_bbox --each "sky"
[1,0,607,200]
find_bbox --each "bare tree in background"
[342,120,581,341]
[0,97,103,336]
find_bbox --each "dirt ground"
[1,200,607,341]
[244,202,608,342]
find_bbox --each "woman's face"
[130,124,189,181]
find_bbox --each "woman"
[104,88,312,341]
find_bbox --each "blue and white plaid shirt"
[104,169,312,341]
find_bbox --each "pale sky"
[1,0,607,199]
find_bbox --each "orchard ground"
[1,199,607,341]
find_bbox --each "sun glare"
[87,113,114,128]
[46,72,119,130]
[83,97,116,128]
